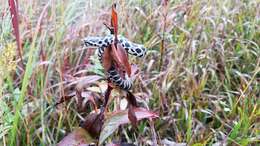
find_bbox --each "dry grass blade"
[159,0,169,71]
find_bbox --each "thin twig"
[159,1,168,71]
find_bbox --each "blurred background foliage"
[0,0,259,145]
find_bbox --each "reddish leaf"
[74,75,102,111]
[128,105,137,127]
[8,0,23,65]
[80,112,104,138]
[117,43,131,76]
[99,108,158,144]
[76,90,98,113]
[111,4,118,41]
[57,127,95,146]
[111,43,131,77]
[126,91,137,107]
[102,46,113,72]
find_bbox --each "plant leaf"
[99,108,158,145]
[128,105,137,126]
[8,0,23,65]
[102,46,112,72]
[111,4,118,41]
[111,43,131,77]
[80,113,104,138]
[57,127,95,146]
[126,91,137,107]
[117,43,131,76]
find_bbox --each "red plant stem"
[8,0,24,68]
[101,83,113,113]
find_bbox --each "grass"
[0,0,260,145]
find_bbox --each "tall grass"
[0,0,259,145]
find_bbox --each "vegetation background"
[0,0,259,145]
